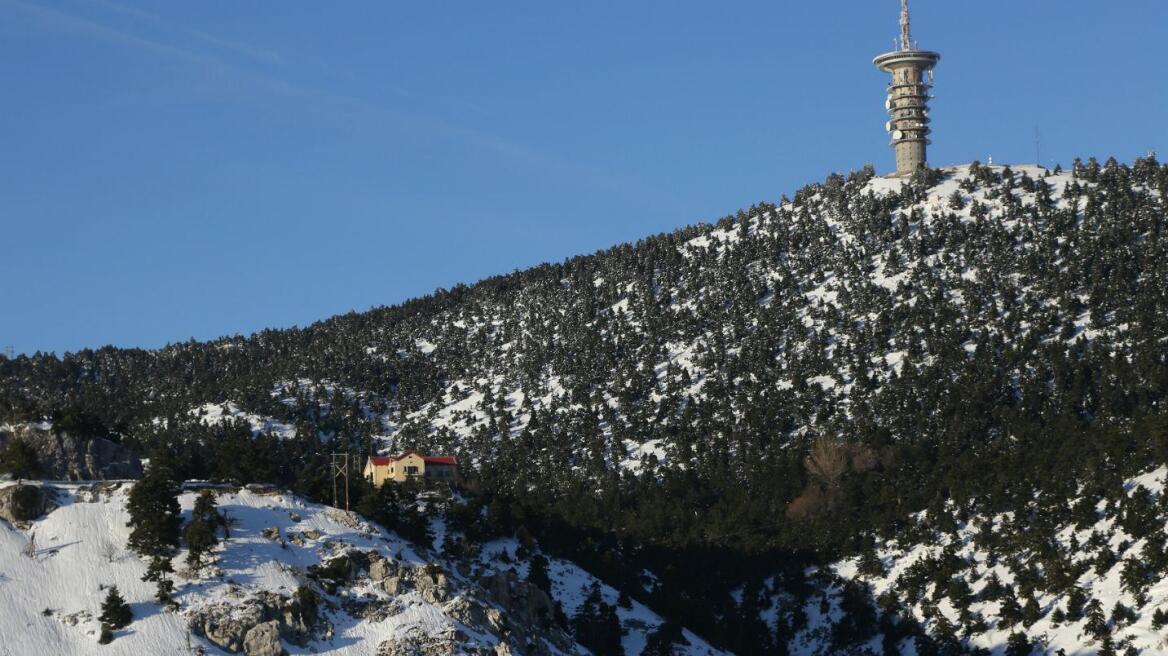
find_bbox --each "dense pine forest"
[4,156,1168,653]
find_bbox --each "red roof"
[367,451,458,467]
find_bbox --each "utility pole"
[2,346,13,360]
[331,453,350,511]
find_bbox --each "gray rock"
[344,596,404,623]
[278,596,316,645]
[189,592,321,654]
[374,627,465,656]
[443,595,505,636]
[479,570,554,630]
[370,557,398,581]
[243,620,285,656]
[413,566,452,604]
[382,576,405,595]
[0,424,141,481]
[191,599,266,653]
[0,484,56,523]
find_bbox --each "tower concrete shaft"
[874,0,939,177]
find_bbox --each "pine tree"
[1152,607,1168,630]
[98,586,132,631]
[183,490,221,569]
[126,455,182,610]
[573,581,624,655]
[1021,594,1042,627]
[997,593,1022,628]
[526,553,551,594]
[126,457,181,559]
[643,620,686,656]
[0,439,41,481]
[144,555,177,609]
[1004,632,1033,656]
[1083,602,1109,642]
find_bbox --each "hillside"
[3,155,1168,653]
[0,481,726,655]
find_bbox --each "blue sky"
[2,1,1166,355]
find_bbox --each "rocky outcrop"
[242,621,285,656]
[369,553,398,581]
[287,528,322,546]
[479,570,557,636]
[374,627,467,656]
[443,595,506,636]
[373,626,523,656]
[0,424,141,480]
[382,575,408,595]
[0,484,57,523]
[188,591,325,654]
[415,564,453,604]
[191,599,266,653]
[307,550,371,592]
[306,551,578,656]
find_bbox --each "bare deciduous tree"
[805,438,850,488]
[99,538,120,563]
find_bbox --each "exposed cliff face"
[0,423,142,480]
[0,483,57,523]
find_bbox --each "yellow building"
[363,451,459,486]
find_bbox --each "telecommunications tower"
[873,0,940,176]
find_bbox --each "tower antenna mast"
[900,0,912,51]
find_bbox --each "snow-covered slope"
[475,537,720,656]
[755,465,1168,655]
[0,482,727,655]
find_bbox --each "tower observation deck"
[873,0,940,176]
